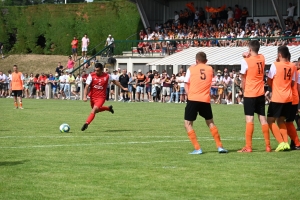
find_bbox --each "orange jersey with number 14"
[243,55,265,97]
[184,63,213,103]
[271,62,295,103]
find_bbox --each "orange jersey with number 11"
[242,55,265,97]
[184,63,213,103]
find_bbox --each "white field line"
[0,137,266,149]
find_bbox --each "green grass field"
[0,99,299,200]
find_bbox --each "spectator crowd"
[136,3,299,56]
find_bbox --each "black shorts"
[76,87,80,93]
[72,48,77,54]
[286,104,298,122]
[184,100,213,121]
[41,85,46,92]
[110,85,115,90]
[267,102,292,118]
[243,95,265,116]
[11,90,22,97]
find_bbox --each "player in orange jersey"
[285,60,300,150]
[238,40,271,153]
[183,52,228,154]
[10,65,24,109]
[267,46,295,152]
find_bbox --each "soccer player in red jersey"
[81,63,127,131]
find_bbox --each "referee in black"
[119,69,129,102]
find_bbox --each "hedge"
[0,1,143,55]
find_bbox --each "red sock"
[14,102,18,108]
[98,106,109,112]
[20,102,23,108]
[261,124,270,146]
[286,122,300,146]
[245,122,254,148]
[278,123,288,143]
[269,123,284,143]
[187,130,200,150]
[86,113,95,125]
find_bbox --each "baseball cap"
[217,73,221,76]
[113,70,117,72]
[138,69,142,72]
[265,70,269,73]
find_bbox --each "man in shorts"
[10,65,24,109]
[81,34,89,59]
[71,36,78,61]
[119,69,129,102]
[267,46,295,152]
[184,51,228,154]
[238,40,271,153]
[136,69,146,102]
[81,63,127,131]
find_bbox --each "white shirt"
[59,75,66,83]
[179,76,185,87]
[1,74,7,83]
[111,74,119,81]
[82,37,89,47]
[106,37,114,45]
[152,78,161,87]
[240,59,249,75]
[228,10,234,19]
[287,6,295,17]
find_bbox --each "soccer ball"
[59,123,70,133]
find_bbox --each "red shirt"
[39,75,47,86]
[72,39,78,48]
[86,72,111,99]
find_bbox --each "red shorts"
[90,98,105,109]
[34,84,40,90]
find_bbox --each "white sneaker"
[118,98,123,102]
[167,101,171,103]
[36,97,39,99]
[175,101,178,103]
[227,102,233,105]
[239,102,243,105]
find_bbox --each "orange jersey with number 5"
[242,55,265,97]
[270,62,295,103]
[184,63,213,103]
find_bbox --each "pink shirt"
[67,60,75,69]
[82,37,89,47]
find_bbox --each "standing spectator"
[145,70,154,102]
[74,74,82,100]
[28,73,34,98]
[127,72,133,102]
[234,73,243,105]
[151,73,161,102]
[64,72,73,100]
[23,73,30,98]
[105,34,115,56]
[131,71,137,102]
[223,73,233,104]
[178,72,186,103]
[183,52,228,154]
[215,72,224,104]
[50,73,59,99]
[66,55,75,73]
[234,5,242,22]
[168,82,180,103]
[241,7,249,25]
[59,71,66,100]
[39,73,47,99]
[227,7,234,24]
[211,72,218,104]
[161,72,171,103]
[81,70,88,89]
[0,71,6,97]
[81,34,89,60]
[55,62,64,77]
[136,69,146,102]
[6,70,12,98]
[0,42,4,59]
[119,69,129,102]
[111,70,119,100]
[10,65,24,109]
[71,36,78,61]
[287,3,296,20]
[33,74,40,99]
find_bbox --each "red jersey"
[86,72,111,99]
[72,39,78,48]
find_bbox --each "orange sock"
[269,123,284,143]
[14,102,18,108]
[278,123,288,143]
[20,102,23,108]
[245,122,254,148]
[261,124,270,146]
[187,130,200,150]
[286,122,300,146]
[210,126,222,148]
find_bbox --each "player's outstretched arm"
[112,80,128,91]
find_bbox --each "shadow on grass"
[0,160,29,166]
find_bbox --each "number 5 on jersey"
[200,69,206,80]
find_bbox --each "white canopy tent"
[147,46,300,66]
